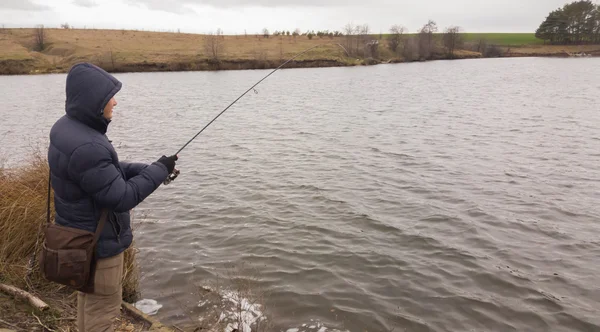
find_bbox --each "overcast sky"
[0,0,569,34]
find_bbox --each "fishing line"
[164,43,346,184]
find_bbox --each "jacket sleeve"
[119,162,148,180]
[68,143,169,213]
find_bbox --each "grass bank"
[1,28,599,75]
[0,152,149,331]
[0,152,272,332]
[0,28,355,75]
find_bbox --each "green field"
[381,33,542,46]
[462,33,542,45]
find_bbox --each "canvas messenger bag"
[40,172,108,293]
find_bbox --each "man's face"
[103,97,117,120]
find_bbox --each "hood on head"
[65,63,122,134]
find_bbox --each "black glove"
[157,155,178,174]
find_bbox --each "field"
[378,33,542,46]
[0,28,597,75]
[0,28,353,74]
[462,33,543,45]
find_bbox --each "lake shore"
[0,152,266,332]
[1,47,598,76]
[0,153,162,331]
[2,54,599,332]
[1,28,599,75]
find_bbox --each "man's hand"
[157,155,178,174]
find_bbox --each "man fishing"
[42,46,321,331]
[47,62,178,331]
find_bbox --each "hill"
[0,28,598,75]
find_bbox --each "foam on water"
[220,290,265,332]
[199,287,347,332]
[199,287,266,332]
[285,320,349,332]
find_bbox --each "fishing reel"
[163,168,180,185]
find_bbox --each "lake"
[1,57,599,332]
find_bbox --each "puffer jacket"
[48,62,168,259]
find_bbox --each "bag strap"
[93,210,108,247]
[47,170,51,224]
[48,169,108,244]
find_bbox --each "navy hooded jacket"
[48,63,168,259]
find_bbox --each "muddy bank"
[0,59,38,75]
[1,50,597,76]
[0,58,355,75]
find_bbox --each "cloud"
[72,0,99,8]
[123,0,190,14]
[119,0,567,12]
[0,0,51,11]
[124,0,347,11]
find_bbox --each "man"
[47,62,178,331]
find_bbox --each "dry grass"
[0,152,50,288]
[0,28,351,74]
[0,151,142,331]
[2,28,595,75]
[122,240,141,304]
[0,32,34,61]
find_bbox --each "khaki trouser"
[77,252,124,332]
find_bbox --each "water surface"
[1,57,599,332]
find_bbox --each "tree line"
[341,21,469,60]
[23,19,499,64]
[536,0,600,44]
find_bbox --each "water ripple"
[2,58,600,331]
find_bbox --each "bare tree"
[360,24,370,40]
[365,40,379,58]
[262,28,269,38]
[388,24,406,53]
[292,28,300,42]
[34,25,46,51]
[403,36,419,61]
[204,28,225,61]
[343,23,356,56]
[476,39,487,53]
[360,24,374,57]
[484,44,503,57]
[442,26,464,58]
[342,23,373,57]
[60,22,70,29]
[358,24,370,56]
[418,20,438,59]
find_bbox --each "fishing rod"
[164,44,345,185]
